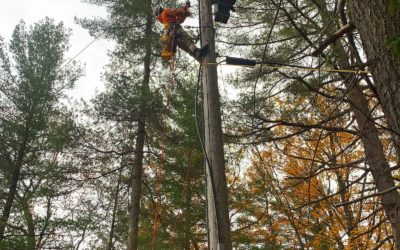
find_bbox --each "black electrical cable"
[194,63,210,248]
[196,4,209,249]
[194,63,222,248]
[196,3,210,247]
[196,3,221,244]
[195,65,223,246]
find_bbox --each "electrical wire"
[59,17,120,71]
[59,36,101,71]
[200,61,370,74]
[194,63,210,247]
[196,2,209,247]
[194,61,222,249]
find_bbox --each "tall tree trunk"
[345,77,400,250]
[347,0,400,161]
[21,197,36,249]
[334,44,400,249]
[313,1,400,247]
[127,5,153,250]
[127,118,146,250]
[108,170,122,250]
[0,131,29,241]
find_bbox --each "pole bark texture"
[199,0,232,249]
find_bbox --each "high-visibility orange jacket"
[157,5,190,29]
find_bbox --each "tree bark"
[345,77,400,250]
[347,0,400,161]
[21,197,36,249]
[334,43,400,250]
[127,118,146,250]
[314,1,400,247]
[0,129,29,241]
[108,170,122,250]
[127,4,153,250]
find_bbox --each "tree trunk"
[0,131,29,241]
[21,198,36,249]
[314,1,400,247]
[334,44,400,249]
[127,118,146,250]
[108,170,122,250]
[347,0,400,161]
[346,78,400,250]
[127,5,153,250]
[0,165,22,241]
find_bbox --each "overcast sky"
[0,0,114,101]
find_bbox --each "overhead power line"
[202,56,371,74]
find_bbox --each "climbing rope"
[151,49,177,250]
[150,81,169,250]
[151,2,181,246]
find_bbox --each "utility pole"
[199,0,232,249]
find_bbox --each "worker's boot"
[195,44,209,57]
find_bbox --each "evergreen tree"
[0,18,82,248]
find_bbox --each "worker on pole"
[154,1,208,61]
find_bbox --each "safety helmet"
[153,6,164,16]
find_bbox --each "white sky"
[0,0,114,101]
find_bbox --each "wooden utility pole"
[199,0,232,249]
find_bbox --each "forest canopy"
[1,0,400,249]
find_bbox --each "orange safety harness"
[157,2,191,61]
[160,24,178,62]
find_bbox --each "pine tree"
[0,18,82,248]
[78,0,164,248]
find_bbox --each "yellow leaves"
[310,234,324,249]
[336,131,354,144]
[292,180,323,201]
[250,186,262,195]
[329,223,342,238]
